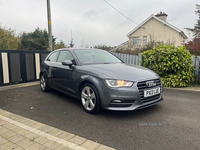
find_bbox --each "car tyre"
[40,74,51,92]
[81,83,101,114]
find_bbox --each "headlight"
[105,79,133,87]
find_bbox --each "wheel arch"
[39,70,48,79]
[78,77,102,102]
[79,78,102,113]
[39,72,43,79]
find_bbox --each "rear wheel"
[81,83,101,114]
[40,74,51,92]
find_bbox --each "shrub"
[142,44,194,87]
[115,48,142,55]
[185,37,200,56]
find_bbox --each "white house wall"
[129,18,185,47]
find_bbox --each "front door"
[45,51,60,87]
[53,50,77,96]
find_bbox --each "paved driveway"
[0,84,200,150]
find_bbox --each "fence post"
[136,56,139,65]
[138,53,142,66]
[0,52,3,85]
[132,55,136,65]
[127,54,131,64]
[195,56,200,83]
[123,54,126,63]
[121,53,124,62]
[117,53,120,58]
[117,53,119,57]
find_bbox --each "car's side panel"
[45,61,59,87]
[53,63,77,96]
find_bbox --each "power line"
[103,0,153,37]
[103,0,139,26]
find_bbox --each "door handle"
[52,67,56,71]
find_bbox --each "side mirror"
[62,60,73,68]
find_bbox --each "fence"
[0,50,50,86]
[192,56,200,83]
[0,50,199,86]
[111,52,142,66]
[112,52,200,83]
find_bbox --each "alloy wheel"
[81,86,96,111]
[40,75,46,91]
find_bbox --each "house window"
[143,36,147,45]
[133,37,139,45]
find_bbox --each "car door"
[44,51,60,87]
[53,50,77,96]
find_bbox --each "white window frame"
[143,36,147,45]
[133,37,140,45]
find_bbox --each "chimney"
[155,11,168,22]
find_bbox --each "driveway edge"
[0,109,115,150]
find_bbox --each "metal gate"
[0,50,50,86]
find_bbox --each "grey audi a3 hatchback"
[40,48,163,114]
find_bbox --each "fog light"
[112,100,122,103]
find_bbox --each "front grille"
[137,78,162,103]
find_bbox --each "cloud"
[82,10,99,19]
[0,0,199,47]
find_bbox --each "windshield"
[74,49,122,64]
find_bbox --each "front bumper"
[98,79,163,111]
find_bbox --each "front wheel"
[40,74,51,92]
[81,83,101,114]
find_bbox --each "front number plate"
[144,87,160,97]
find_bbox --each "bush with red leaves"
[185,38,200,56]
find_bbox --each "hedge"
[142,44,194,87]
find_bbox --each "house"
[113,12,187,51]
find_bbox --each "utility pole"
[47,0,53,51]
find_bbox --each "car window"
[57,51,76,65]
[47,51,59,62]
[96,53,113,62]
[74,50,122,64]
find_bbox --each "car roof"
[53,48,107,52]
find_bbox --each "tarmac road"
[0,84,200,150]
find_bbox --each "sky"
[0,0,199,47]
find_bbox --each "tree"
[185,4,200,55]
[0,25,20,50]
[69,38,75,48]
[185,4,200,37]
[94,45,113,51]
[185,37,200,56]
[54,40,67,50]
[69,30,75,48]
[19,28,56,51]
